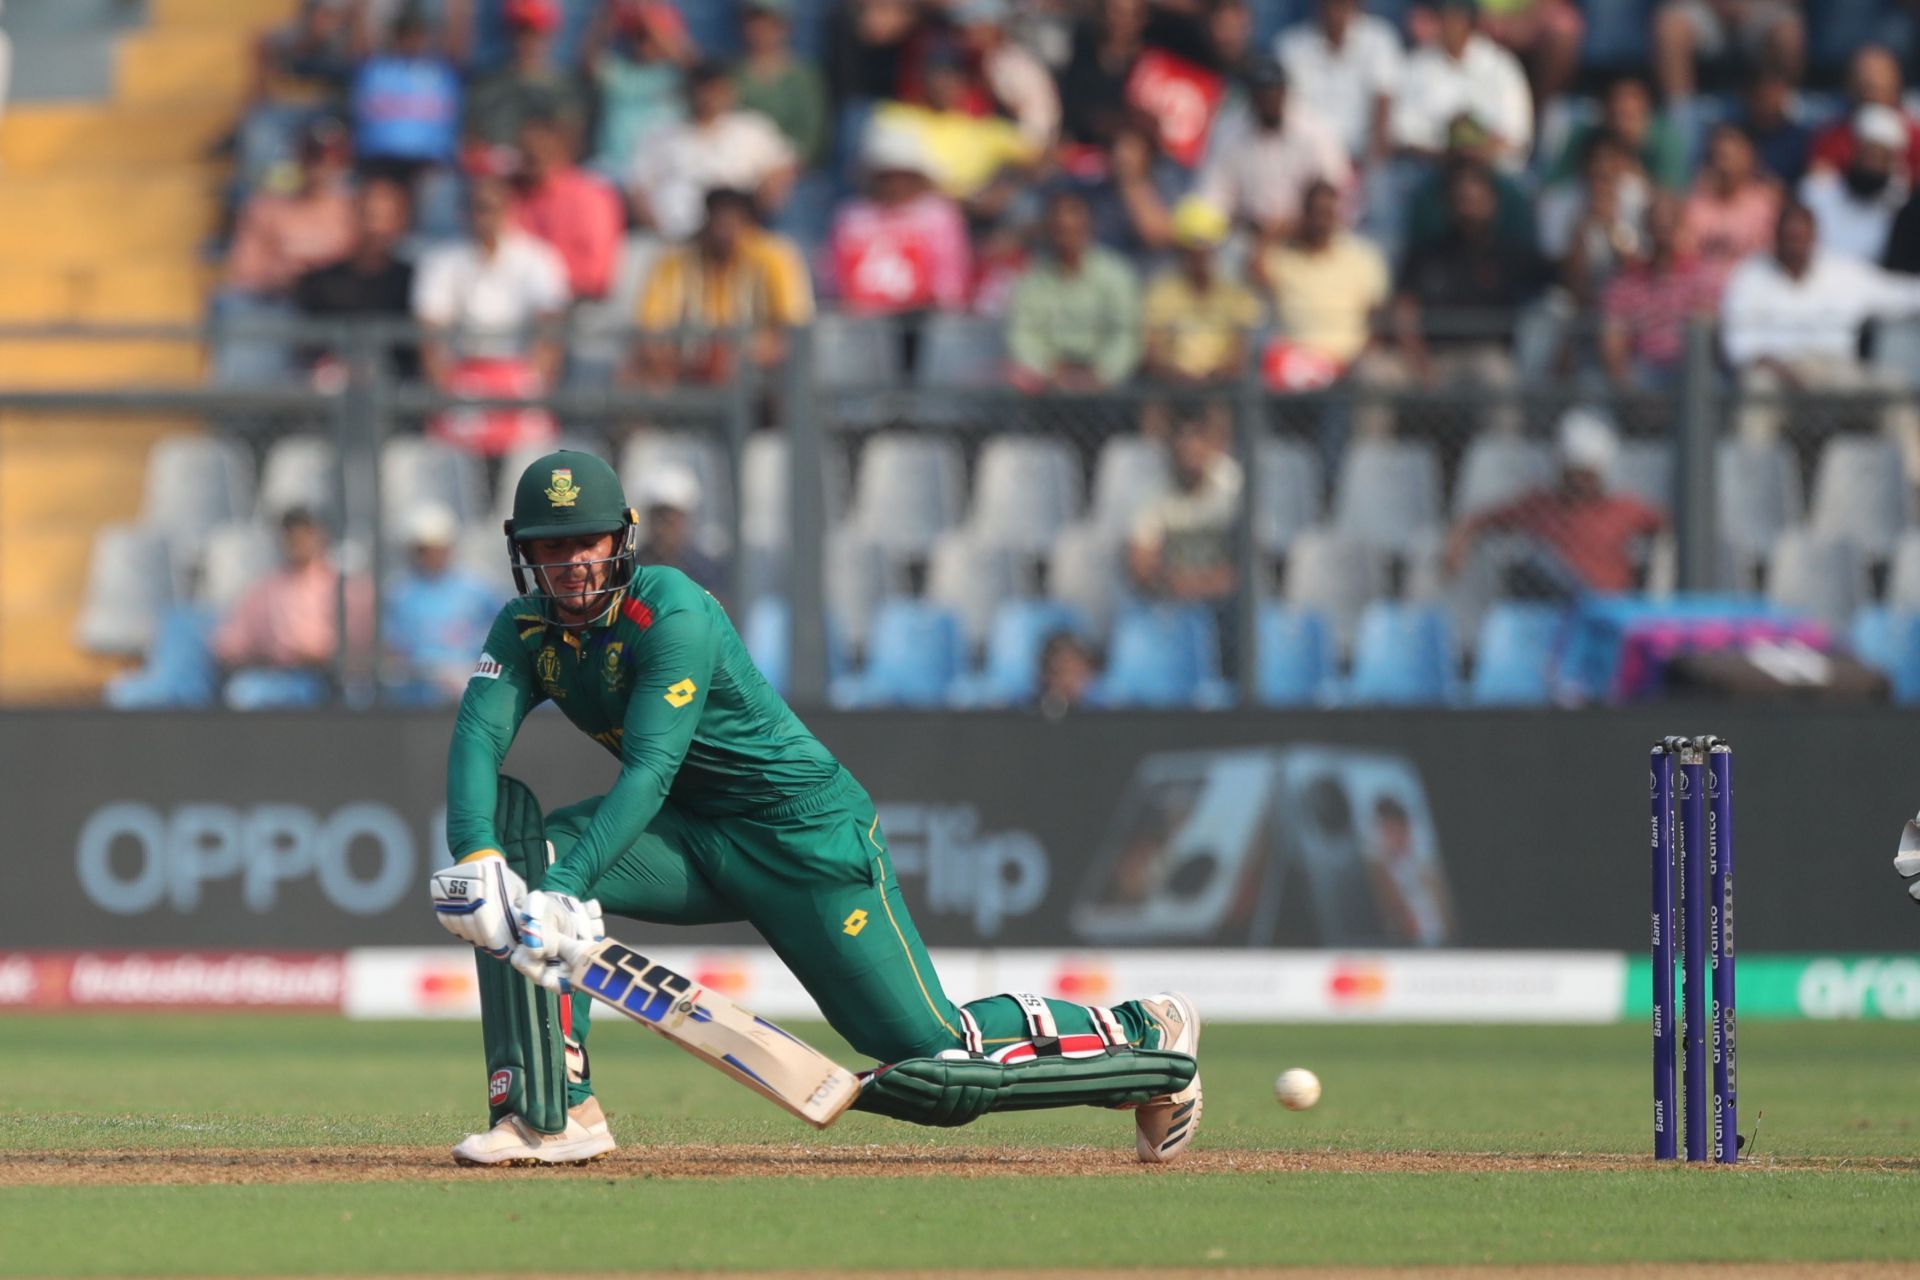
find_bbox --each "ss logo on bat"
[580,942,693,1024]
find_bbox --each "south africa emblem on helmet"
[545,468,580,508]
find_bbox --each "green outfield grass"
[2,1014,1917,1275]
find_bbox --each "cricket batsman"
[427,450,1202,1165]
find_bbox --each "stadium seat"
[1095,603,1225,708]
[956,599,1092,707]
[1090,435,1171,534]
[1347,601,1457,706]
[1255,603,1333,707]
[1333,438,1443,555]
[849,430,965,558]
[455,527,518,601]
[620,429,734,557]
[1717,439,1803,580]
[1768,529,1871,633]
[966,434,1083,555]
[917,314,1006,388]
[1283,527,1388,654]
[1452,434,1552,519]
[75,522,174,655]
[1469,602,1565,706]
[103,603,218,709]
[1611,441,1673,511]
[197,520,278,608]
[831,598,963,708]
[1047,521,1128,635]
[927,530,1027,649]
[739,431,851,550]
[825,523,899,643]
[140,435,255,555]
[1254,437,1323,559]
[224,668,331,710]
[814,314,902,427]
[743,595,791,696]
[1811,435,1913,560]
[1888,530,1920,610]
[380,437,488,533]
[1849,607,1920,704]
[258,434,338,525]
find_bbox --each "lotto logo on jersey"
[488,1069,513,1105]
[664,678,697,708]
[471,653,502,681]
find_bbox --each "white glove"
[428,852,527,958]
[508,890,606,993]
[1897,817,1920,905]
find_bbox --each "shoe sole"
[451,1132,617,1167]
[1136,991,1203,1163]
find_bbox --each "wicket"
[1650,736,1738,1163]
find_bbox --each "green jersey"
[445,565,841,896]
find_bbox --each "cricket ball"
[1273,1067,1321,1111]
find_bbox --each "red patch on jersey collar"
[621,598,655,629]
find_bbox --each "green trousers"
[548,769,1156,1102]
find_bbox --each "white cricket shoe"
[1133,991,1202,1164]
[451,1097,616,1167]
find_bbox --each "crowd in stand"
[162,0,1920,707]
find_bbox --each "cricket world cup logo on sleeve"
[489,1069,513,1106]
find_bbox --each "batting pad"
[473,775,571,1135]
[852,1047,1197,1127]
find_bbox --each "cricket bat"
[564,936,862,1129]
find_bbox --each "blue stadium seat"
[1851,607,1920,704]
[742,596,849,697]
[955,600,1092,707]
[224,669,332,711]
[831,599,963,708]
[103,605,219,709]
[1347,602,1456,706]
[1095,604,1225,708]
[1579,0,1657,69]
[1256,603,1332,707]
[1470,603,1566,707]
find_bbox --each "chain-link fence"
[8,311,1920,710]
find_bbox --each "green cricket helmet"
[503,449,639,627]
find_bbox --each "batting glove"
[428,852,527,958]
[509,891,606,993]
[1896,817,1920,905]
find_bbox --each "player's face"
[527,532,620,622]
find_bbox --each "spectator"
[583,0,690,175]
[213,508,368,674]
[1443,410,1665,596]
[463,0,587,149]
[1036,630,1102,718]
[224,118,356,299]
[871,43,1037,213]
[634,465,726,599]
[1807,46,1920,181]
[1261,179,1391,375]
[1602,194,1718,390]
[1651,0,1804,103]
[1547,75,1688,191]
[1127,409,1243,608]
[1274,0,1403,164]
[510,112,624,301]
[1475,0,1583,109]
[1883,174,1920,274]
[1007,192,1141,391]
[633,188,815,387]
[1141,198,1259,385]
[826,0,919,107]
[1722,201,1920,461]
[953,0,1062,151]
[733,0,830,169]
[1734,68,1810,186]
[628,62,798,242]
[1196,57,1350,244]
[1800,106,1910,260]
[827,126,970,315]
[1056,0,1152,151]
[237,0,359,188]
[1681,123,1784,293]
[1390,0,1533,172]
[1540,133,1651,306]
[413,172,568,396]
[1355,163,1546,435]
[349,6,460,174]
[293,177,418,377]
[1405,148,1537,253]
[383,503,501,701]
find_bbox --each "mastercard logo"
[1054,967,1113,1000]
[1328,967,1387,1002]
[695,964,750,997]
[417,970,476,1005]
